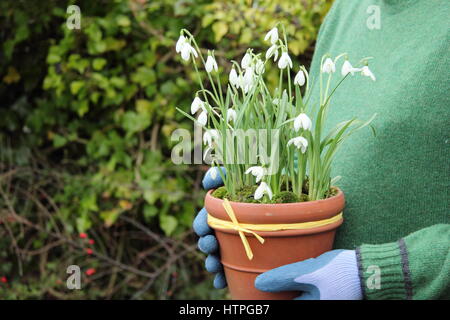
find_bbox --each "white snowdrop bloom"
[191,97,205,114]
[341,60,361,76]
[241,52,252,69]
[229,68,239,86]
[197,110,208,126]
[244,67,254,82]
[236,75,245,90]
[226,108,237,123]
[242,67,254,93]
[203,129,219,147]
[294,69,306,86]
[266,44,279,61]
[242,83,251,93]
[287,136,309,153]
[294,113,312,131]
[278,51,292,69]
[322,57,336,74]
[255,59,265,75]
[245,166,266,183]
[264,27,279,44]
[181,43,198,61]
[361,66,376,81]
[203,146,212,161]
[341,60,353,76]
[175,35,187,53]
[254,182,273,200]
[205,54,218,73]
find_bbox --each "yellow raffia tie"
[207,199,343,260]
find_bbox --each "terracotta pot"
[204,188,345,300]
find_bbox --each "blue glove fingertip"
[202,167,226,190]
[193,208,213,236]
[254,272,272,292]
[205,254,223,273]
[198,235,219,254]
[254,262,304,293]
[213,272,227,289]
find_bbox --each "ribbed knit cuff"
[355,240,411,300]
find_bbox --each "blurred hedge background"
[0,0,332,299]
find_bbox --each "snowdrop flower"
[294,69,305,86]
[190,97,205,114]
[254,182,273,200]
[278,51,292,69]
[255,59,265,75]
[203,146,212,161]
[266,44,278,61]
[294,113,312,131]
[229,68,238,87]
[264,27,279,44]
[322,57,335,74]
[197,110,208,126]
[203,129,219,147]
[361,66,376,81]
[181,43,198,61]
[226,108,237,123]
[245,166,266,183]
[241,52,252,69]
[242,67,254,92]
[341,60,356,76]
[205,54,218,73]
[236,75,245,90]
[175,35,187,53]
[287,136,308,153]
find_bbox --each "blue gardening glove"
[255,250,363,300]
[193,167,227,289]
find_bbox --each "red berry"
[79,233,87,239]
[88,239,95,245]
[1,276,7,283]
[86,248,93,255]
[85,268,96,276]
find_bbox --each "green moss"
[272,191,299,203]
[232,185,259,203]
[325,187,338,198]
[211,186,228,199]
[300,193,309,202]
[302,177,310,194]
[211,183,334,204]
[211,186,259,203]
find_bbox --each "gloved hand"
[192,167,227,289]
[255,249,363,300]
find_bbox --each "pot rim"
[205,187,345,225]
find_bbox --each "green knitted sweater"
[307,0,449,299]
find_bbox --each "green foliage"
[0,0,332,299]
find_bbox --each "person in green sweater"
[193,0,450,299]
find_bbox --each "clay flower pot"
[204,188,345,300]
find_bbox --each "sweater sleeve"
[355,224,450,300]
